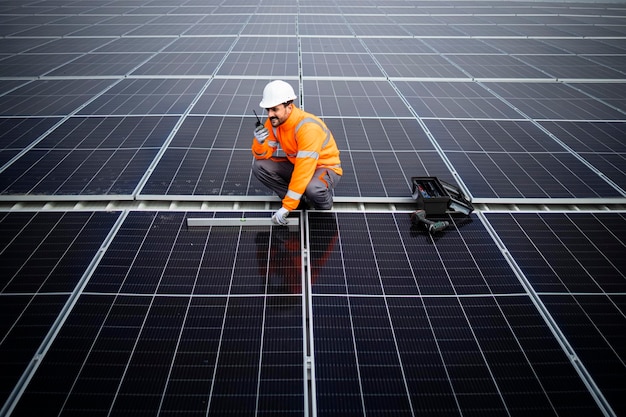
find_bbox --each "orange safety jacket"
[252,106,342,211]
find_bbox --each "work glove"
[271,207,290,226]
[254,125,269,144]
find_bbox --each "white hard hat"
[259,80,297,108]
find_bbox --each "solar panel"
[485,212,626,416]
[0,79,117,116]
[48,53,154,77]
[302,53,384,78]
[573,82,626,112]
[446,55,551,80]
[425,119,624,199]
[8,211,305,416]
[517,55,625,80]
[0,116,177,199]
[480,38,566,55]
[78,79,208,116]
[309,211,606,417]
[421,38,501,54]
[0,54,81,77]
[484,82,625,120]
[0,211,120,406]
[540,38,626,55]
[26,37,112,54]
[0,118,60,167]
[395,81,522,119]
[302,80,413,118]
[217,51,298,77]
[376,54,468,79]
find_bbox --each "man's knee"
[252,159,278,183]
[252,158,267,177]
[305,172,338,210]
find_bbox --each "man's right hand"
[254,126,269,144]
[271,207,290,226]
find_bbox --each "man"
[252,80,342,225]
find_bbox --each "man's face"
[266,103,292,127]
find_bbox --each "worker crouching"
[252,80,342,225]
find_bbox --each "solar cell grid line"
[571,83,626,113]
[539,293,626,413]
[479,81,626,121]
[0,116,178,199]
[0,211,120,411]
[0,118,61,167]
[424,119,624,200]
[484,212,626,417]
[308,212,526,297]
[394,81,523,119]
[312,293,607,417]
[302,80,414,118]
[189,79,278,116]
[77,78,208,116]
[538,121,626,191]
[6,210,306,416]
[516,55,626,81]
[485,212,626,295]
[0,79,118,117]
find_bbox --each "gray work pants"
[252,158,341,209]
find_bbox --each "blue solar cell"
[486,212,626,293]
[540,294,626,417]
[0,117,177,197]
[313,294,605,417]
[0,79,116,116]
[310,212,524,296]
[132,52,223,76]
[0,118,59,166]
[0,211,120,406]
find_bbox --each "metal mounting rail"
[187,217,299,227]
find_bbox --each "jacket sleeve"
[251,121,276,160]
[282,123,324,211]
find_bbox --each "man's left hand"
[271,207,290,225]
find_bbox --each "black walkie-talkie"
[253,109,262,128]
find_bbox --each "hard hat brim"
[259,95,297,109]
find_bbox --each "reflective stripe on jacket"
[252,106,342,211]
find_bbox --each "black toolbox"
[411,176,473,215]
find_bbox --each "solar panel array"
[1,0,625,416]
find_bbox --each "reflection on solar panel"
[7,211,305,416]
[0,0,625,416]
